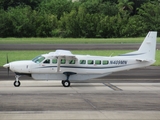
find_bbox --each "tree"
[0,9,14,37]
[0,0,159,37]
[137,1,160,36]
[132,0,150,15]
[59,9,79,37]
[119,15,145,37]
[0,0,41,10]
[80,0,118,16]
[7,5,36,37]
[39,0,72,20]
[117,0,134,14]
[35,13,58,37]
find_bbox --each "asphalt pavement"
[0,81,160,119]
[1,43,160,50]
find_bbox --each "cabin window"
[95,60,101,65]
[69,60,75,64]
[103,60,109,65]
[88,60,94,65]
[43,59,50,64]
[80,60,86,64]
[52,59,57,64]
[61,59,66,64]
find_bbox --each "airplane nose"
[3,63,10,68]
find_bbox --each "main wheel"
[62,80,70,87]
[14,81,21,87]
[61,80,65,85]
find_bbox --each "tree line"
[0,0,160,38]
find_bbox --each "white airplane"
[3,31,157,87]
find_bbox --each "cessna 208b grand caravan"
[3,31,157,87]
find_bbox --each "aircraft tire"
[14,81,21,87]
[61,80,65,85]
[62,80,70,87]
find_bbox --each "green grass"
[1,50,160,66]
[0,37,160,44]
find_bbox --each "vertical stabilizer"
[138,31,157,60]
[118,31,157,62]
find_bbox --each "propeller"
[3,54,10,75]
[6,54,9,76]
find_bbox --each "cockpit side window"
[52,59,57,64]
[43,59,50,64]
[32,56,45,63]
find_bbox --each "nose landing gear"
[14,75,21,87]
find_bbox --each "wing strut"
[57,56,61,72]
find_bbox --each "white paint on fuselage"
[9,60,33,73]
[8,54,153,81]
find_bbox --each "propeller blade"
[7,54,9,63]
[6,54,9,76]
[7,67,9,76]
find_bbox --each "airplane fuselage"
[8,54,154,81]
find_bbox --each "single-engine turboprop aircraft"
[3,31,157,87]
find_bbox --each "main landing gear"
[61,72,76,87]
[61,80,70,87]
[14,75,21,87]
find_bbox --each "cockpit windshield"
[32,56,45,63]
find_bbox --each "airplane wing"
[56,55,77,60]
[56,55,77,72]
[54,50,77,72]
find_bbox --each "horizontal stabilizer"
[136,59,153,62]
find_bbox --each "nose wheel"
[14,81,21,87]
[14,75,21,87]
